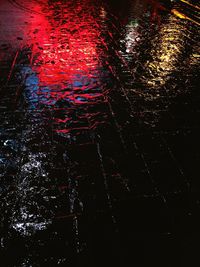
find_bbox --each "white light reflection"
[125,20,140,53]
[100,6,107,20]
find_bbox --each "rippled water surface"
[0,0,199,266]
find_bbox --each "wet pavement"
[0,0,200,266]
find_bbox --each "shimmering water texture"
[0,0,200,266]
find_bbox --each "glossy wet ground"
[0,0,200,266]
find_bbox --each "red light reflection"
[20,1,108,135]
[27,3,103,104]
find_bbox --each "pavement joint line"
[6,51,19,85]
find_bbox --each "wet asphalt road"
[0,0,200,266]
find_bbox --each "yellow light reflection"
[143,15,186,88]
[179,0,200,11]
[186,44,200,67]
[171,9,200,26]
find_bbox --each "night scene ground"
[0,0,200,266]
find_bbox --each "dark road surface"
[0,0,200,266]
